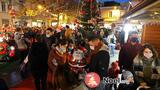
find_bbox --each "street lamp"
[46,10,49,12]
[37,4,43,10]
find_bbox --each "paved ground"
[0,60,22,87]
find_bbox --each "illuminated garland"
[0,32,16,62]
[78,0,100,28]
[26,9,38,16]
[0,43,7,55]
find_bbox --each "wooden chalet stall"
[141,22,160,55]
[121,0,160,56]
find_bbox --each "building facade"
[0,1,11,26]
[100,1,126,25]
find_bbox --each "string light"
[37,4,43,10]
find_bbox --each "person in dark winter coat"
[119,31,142,72]
[43,28,56,51]
[119,30,125,47]
[28,35,49,90]
[88,34,109,79]
[87,33,110,90]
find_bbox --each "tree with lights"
[78,0,100,30]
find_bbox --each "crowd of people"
[0,24,160,90]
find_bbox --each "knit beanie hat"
[122,71,133,80]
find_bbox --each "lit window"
[112,10,120,17]
[108,11,112,17]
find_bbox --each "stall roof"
[122,0,158,19]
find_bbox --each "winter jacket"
[28,42,49,75]
[48,48,67,71]
[133,55,160,86]
[89,43,110,79]
[119,43,142,71]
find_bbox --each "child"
[108,61,120,90]
[118,70,135,90]
[108,61,120,78]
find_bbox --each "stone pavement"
[0,60,22,87]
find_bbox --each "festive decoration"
[68,47,87,73]
[9,46,15,57]
[9,9,16,18]
[0,43,7,55]
[0,32,16,63]
[78,0,100,30]
[80,10,86,15]
[26,9,38,16]
[68,48,86,67]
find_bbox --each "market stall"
[141,22,160,55]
